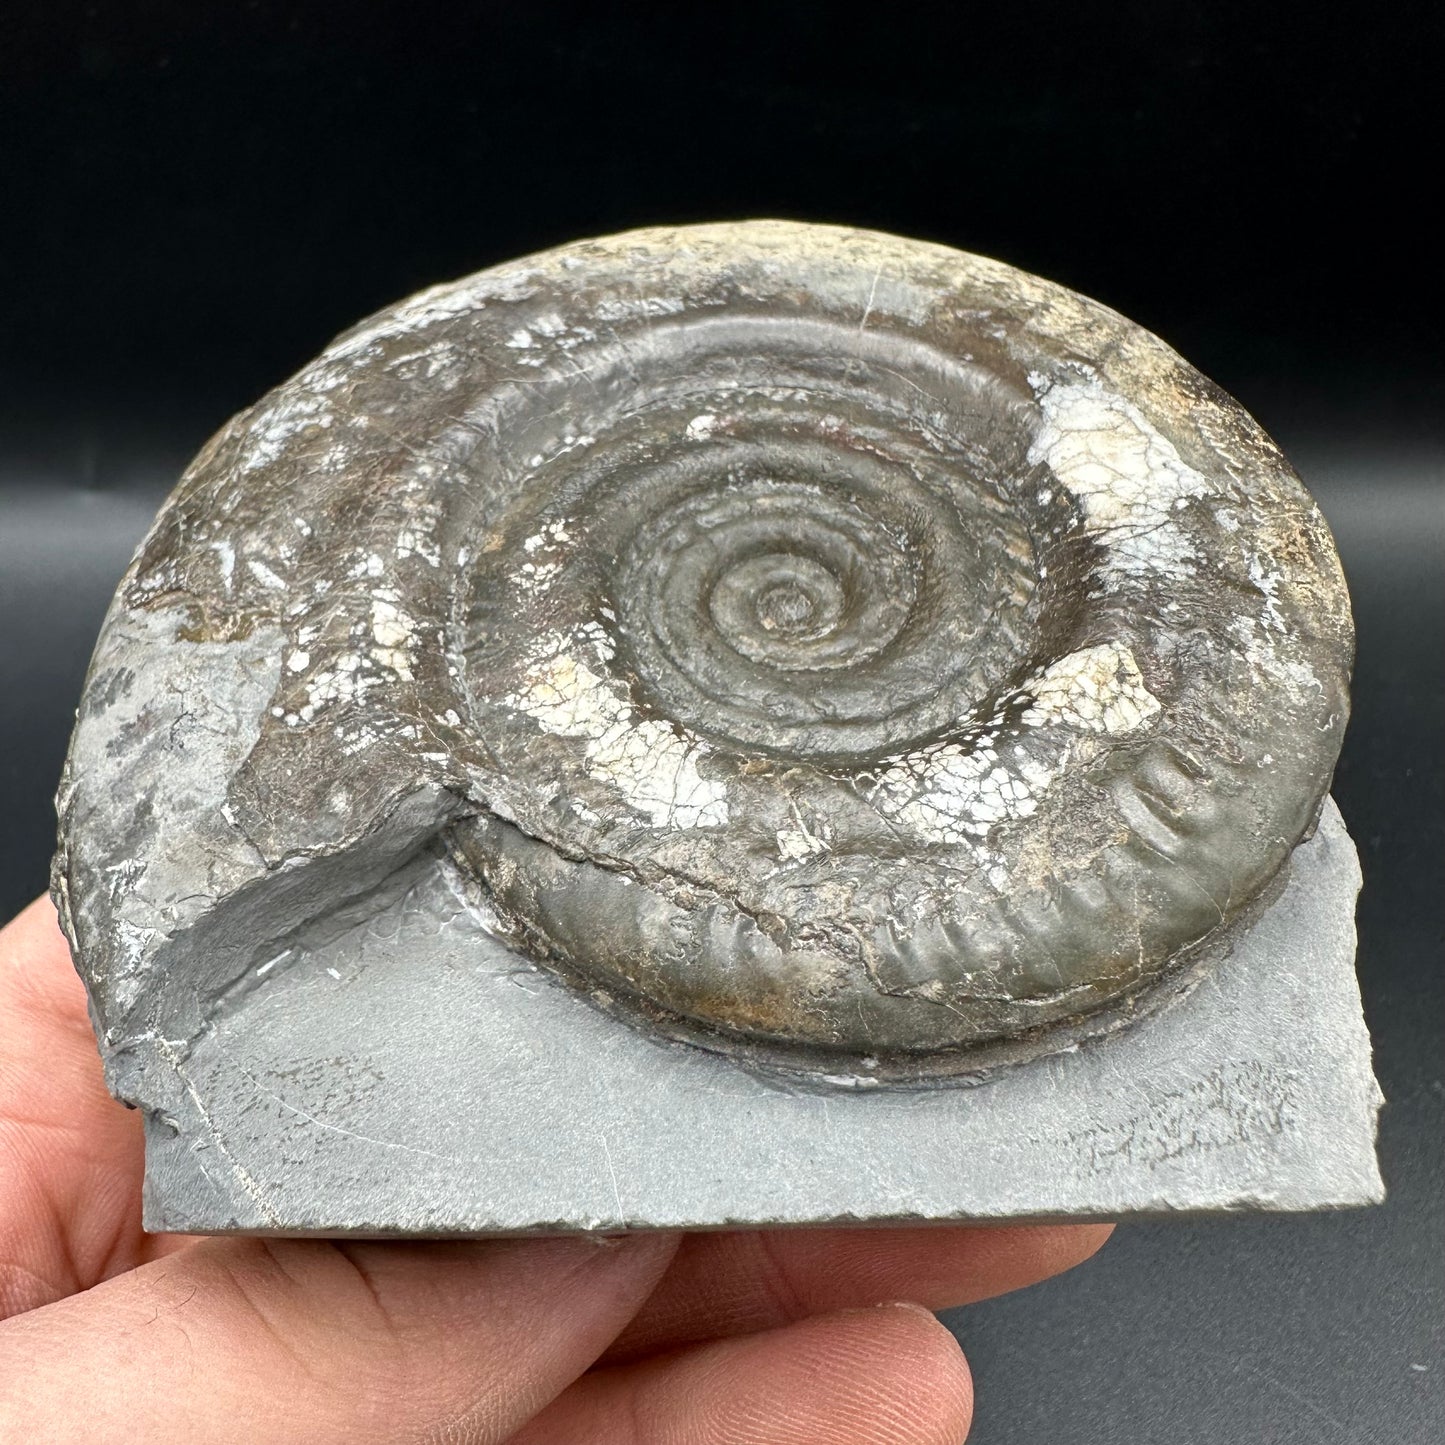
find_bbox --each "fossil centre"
[53,222,1382,1233]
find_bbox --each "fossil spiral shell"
[56,222,1352,1084]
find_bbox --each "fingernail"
[878,1299,940,1320]
[829,1299,940,1322]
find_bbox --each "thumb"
[0,1231,677,1444]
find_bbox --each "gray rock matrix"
[138,798,1383,1234]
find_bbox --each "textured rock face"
[54,222,1353,1091]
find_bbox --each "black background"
[1,4,1441,1441]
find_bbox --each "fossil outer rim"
[53,221,1354,1086]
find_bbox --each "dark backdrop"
[2,4,1441,1441]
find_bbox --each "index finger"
[606,1221,1114,1362]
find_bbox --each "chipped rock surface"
[55,222,1355,1095]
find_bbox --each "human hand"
[0,896,1111,1442]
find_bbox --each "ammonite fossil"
[54,222,1353,1087]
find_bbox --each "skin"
[0,896,1112,1442]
